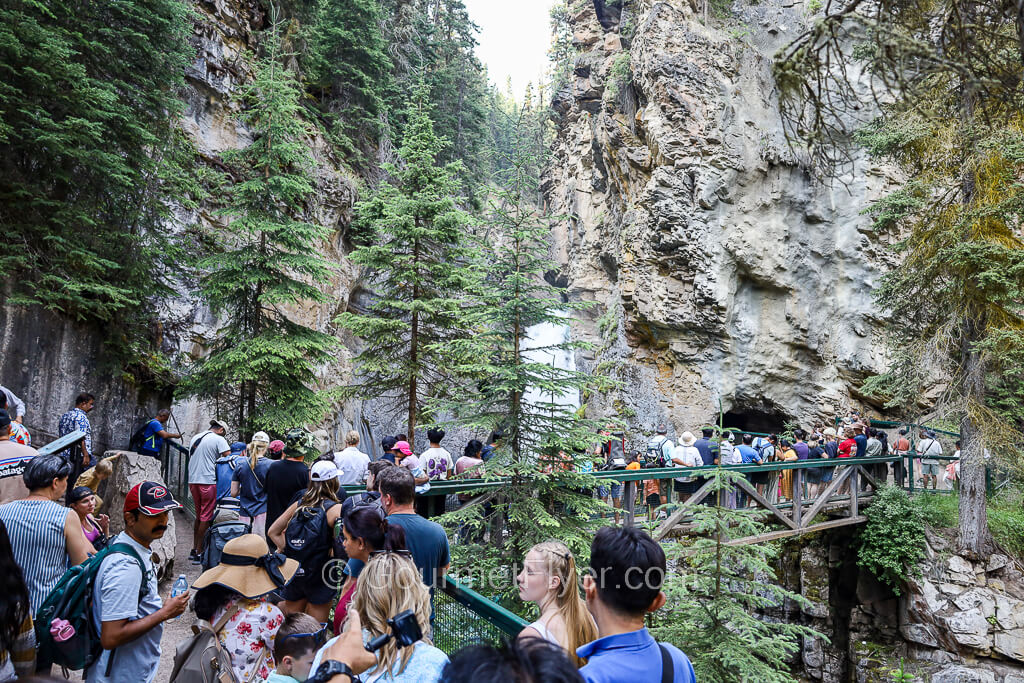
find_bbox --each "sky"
[463,0,556,101]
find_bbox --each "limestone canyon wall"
[545,0,903,439]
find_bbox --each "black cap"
[0,410,10,430]
[381,436,397,451]
[125,481,182,515]
[67,486,95,505]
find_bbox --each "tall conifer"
[182,17,338,435]
[336,82,474,437]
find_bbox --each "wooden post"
[792,468,802,528]
[623,481,636,527]
[850,467,859,517]
[908,454,915,493]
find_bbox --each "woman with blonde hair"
[309,552,449,681]
[516,540,597,667]
[232,431,273,535]
[268,460,344,621]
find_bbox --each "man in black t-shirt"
[265,433,313,540]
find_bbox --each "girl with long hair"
[232,431,272,536]
[0,519,34,678]
[268,461,345,622]
[516,540,598,668]
[310,553,448,682]
[331,506,407,634]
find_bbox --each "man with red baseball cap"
[87,482,189,683]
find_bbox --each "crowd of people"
[0,383,960,683]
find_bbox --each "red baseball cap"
[124,481,182,516]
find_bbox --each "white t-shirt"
[720,441,739,465]
[919,438,943,464]
[334,446,370,485]
[420,447,454,479]
[188,431,230,485]
[672,444,700,482]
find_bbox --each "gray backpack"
[170,605,266,683]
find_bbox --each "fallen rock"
[101,450,178,580]
[930,664,996,683]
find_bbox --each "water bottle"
[170,574,189,621]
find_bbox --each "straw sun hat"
[193,534,299,598]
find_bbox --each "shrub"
[858,485,926,594]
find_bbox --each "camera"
[365,610,422,652]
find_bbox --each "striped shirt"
[0,500,69,613]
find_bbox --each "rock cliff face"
[0,0,366,448]
[545,0,902,437]
[773,529,1024,682]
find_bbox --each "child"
[269,613,325,683]
[74,455,115,510]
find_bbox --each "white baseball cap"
[310,460,343,482]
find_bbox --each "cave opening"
[721,404,792,434]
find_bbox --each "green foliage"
[335,82,475,436]
[548,1,577,92]
[653,468,826,683]
[858,486,926,594]
[0,0,194,367]
[303,0,393,160]
[432,111,616,610]
[914,490,959,528]
[807,0,823,12]
[987,489,1024,560]
[180,17,339,435]
[603,52,632,103]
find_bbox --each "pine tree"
[776,0,1024,559]
[305,0,393,158]
[335,81,475,437]
[433,111,614,604]
[652,468,825,683]
[0,0,194,366]
[181,17,339,436]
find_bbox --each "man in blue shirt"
[377,466,450,614]
[138,409,181,458]
[853,424,868,458]
[734,434,762,508]
[577,526,696,683]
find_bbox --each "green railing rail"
[343,453,938,498]
[434,575,528,654]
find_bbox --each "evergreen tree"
[335,82,474,437]
[0,0,194,363]
[181,17,339,435]
[433,111,614,603]
[652,468,824,683]
[304,0,393,158]
[776,0,1024,559]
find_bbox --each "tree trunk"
[408,237,419,439]
[957,318,995,559]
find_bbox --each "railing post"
[850,467,859,517]
[624,481,636,527]
[793,468,802,528]
[908,455,915,494]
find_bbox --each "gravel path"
[154,510,203,681]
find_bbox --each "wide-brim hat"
[193,534,299,598]
[680,431,696,446]
[823,427,837,437]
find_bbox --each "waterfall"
[522,315,579,414]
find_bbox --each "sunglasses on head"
[277,622,329,646]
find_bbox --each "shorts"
[239,513,267,537]
[749,471,770,486]
[674,479,700,494]
[922,462,940,476]
[189,483,217,522]
[609,483,623,500]
[646,493,662,507]
[280,562,336,605]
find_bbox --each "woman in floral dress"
[192,534,299,681]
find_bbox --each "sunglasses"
[277,622,329,646]
[370,549,413,559]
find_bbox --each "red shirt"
[838,438,856,458]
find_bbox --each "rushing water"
[522,316,579,414]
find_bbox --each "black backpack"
[645,437,668,467]
[128,421,149,452]
[284,502,334,566]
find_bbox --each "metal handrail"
[440,575,529,636]
[343,453,949,497]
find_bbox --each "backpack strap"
[190,431,212,457]
[98,543,149,678]
[659,644,674,683]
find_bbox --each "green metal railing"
[433,575,528,654]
